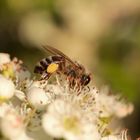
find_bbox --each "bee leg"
[77,85,82,94]
[70,78,76,90]
[68,78,72,89]
[73,79,81,93]
[67,78,74,91]
[75,78,81,93]
[66,75,72,88]
[77,86,85,95]
[76,78,85,94]
[66,70,77,89]
[40,72,50,80]
[73,80,78,91]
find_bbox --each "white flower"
[0,52,135,140]
[42,99,100,140]
[0,53,11,65]
[95,86,134,118]
[1,109,25,139]
[27,86,51,110]
[0,75,15,101]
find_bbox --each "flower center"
[63,116,80,134]
[0,96,8,103]
[1,63,14,78]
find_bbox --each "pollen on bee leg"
[47,63,59,73]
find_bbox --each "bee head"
[81,74,91,86]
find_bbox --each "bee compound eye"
[81,74,91,86]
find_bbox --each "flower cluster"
[0,53,135,140]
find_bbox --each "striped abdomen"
[34,55,64,75]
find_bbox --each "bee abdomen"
[34,65,44,74]
[34,58,51,74]
[34,55,64,75]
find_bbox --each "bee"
[34,45,91,90]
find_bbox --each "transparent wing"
[42,45,79,67]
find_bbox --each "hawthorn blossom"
[0,52,137,140]
[1,109,26,140]
[96,86,134,118]
[42,99,100,140]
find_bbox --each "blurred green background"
[0,0,140,138]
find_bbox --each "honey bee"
[34,45,91,90]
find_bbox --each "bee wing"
[42,45,79,67]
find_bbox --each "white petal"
[0,75,15,100]
[0,53,11,65]
[42,113,64,138]
[114,103,134,118]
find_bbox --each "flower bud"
[27,87,50,110]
